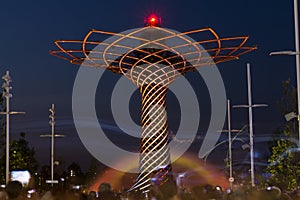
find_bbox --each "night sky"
[0,0,297,170]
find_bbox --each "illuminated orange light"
[50,27,256,69]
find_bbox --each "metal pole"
[227,100,233,191]
[50,104,55,187]
[40,105,64,186]
[5,78,9,184]
[294,0,300,147]
[247,64,255,187]
[0,71,25,184]
[233,64,267,187]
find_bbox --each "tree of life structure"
[50,16,256,194]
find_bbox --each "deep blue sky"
[0,0,297,170]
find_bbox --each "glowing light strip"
[50,27,256,72]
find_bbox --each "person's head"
[155,179,177,200]
[5,181,22,199]
[98,183,116,200]
[98,182,112,193]
[0,190,7,200]
[41,191,54,200]
[88,191,97,200]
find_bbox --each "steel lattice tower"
[50,15,256,194]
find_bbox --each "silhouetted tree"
[85,157,104,185]
[54,156,66,179]
[39,164,50,189]
[67,162,84,185]
[266,79,300,191]
[277,79,298,137]
[0,132,38,183]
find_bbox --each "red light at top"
[150,17,156,23]
[145,14,161,27]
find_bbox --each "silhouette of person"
[5,181,23,200]
[97,183,118,200]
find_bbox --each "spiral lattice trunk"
[129,83,172,192]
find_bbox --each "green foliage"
[0,133,38,183]
[9,132,38,172]
[266,80,300,191]
[266,128,300,190]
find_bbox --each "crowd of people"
[0,180,299,200]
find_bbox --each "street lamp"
[40,104,64,186]
[269,50,300,144]
[219,100,237,191]
[269,51,300,56]
[284,112,298,122]
[0,71,25,184]
[233,63,268,187]
[202,125,248,163]
[269,0,300,147]
[202,124,249,191]
[219,100,241,191]
[202,123,248,192]
[227,100,233,191]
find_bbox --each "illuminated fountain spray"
[50,15,256,193]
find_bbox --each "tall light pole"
[0,71,25,184]
[219,100,236,191]
[40,104,64,186]
[269,0,300,147]
[294,0,300,146]
[218,100,243,191]
[227,99,233,191]
[233,63,268,187]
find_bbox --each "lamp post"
[270,50,300,146]
[202,125,247,163]
[203,123,248,190]
[218,100,242,191]
[219,100,236,191]
[233,63,268,187]
[40,104,64,186]
[227,100,233,191]
[294,0,300,146]
[269,0,300,147]
[269,49,300,144]
[0,71,25,184]
[269,51,300,56]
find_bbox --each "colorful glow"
[87,154,229,192]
